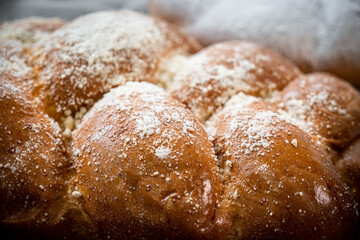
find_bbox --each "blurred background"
[0,0,148,23]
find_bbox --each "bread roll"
[207,102,357,239]
[72,82,222,239]
[1,10,360,239]
[30,10,200,124]
[275,73,360,148]
[0,80,69,238]
[0,56,97,239]
[170,41,300,122]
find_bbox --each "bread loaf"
[1,10,359,240]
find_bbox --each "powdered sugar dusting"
[170,41,299,122]
[1,83,21,94]
[32,10,194,121]
[155,145,172,160]
[0,40,31,78]
[2,10,359,238]
[315,186,330,205]
[227,110,280,156]
[72,79,220,234]
[277,99,314,133]
[134,111,162,139]
[276,74,355,138]
[171,43,256,92]
[0,83,67,214]
[33,10,165,95]
[0,17,65,46]
[91,125,113,141]
[222,92,260,111]
[79,81,203,144]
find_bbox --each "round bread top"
[170,41,301,122]
[0,40,34,94]
[31,10,200,122]
[72,82,221,239]
[208,103,357,239]
[275,73,360,147]
[0,17,65,46]
[0,81,68,225]
[1,40,29,73]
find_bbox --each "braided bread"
[1,10,360,240]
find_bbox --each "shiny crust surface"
[0,77,69,235]
[72,82,221,239]
[0,12,360,240]
[208,102,357,239]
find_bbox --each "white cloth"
[150,0,360,86]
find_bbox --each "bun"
[1,10,359,240]
[72,82,222,239]
[30,10,200,124]
[208,101,356,239]
[170,41,301,122]
[274,73,360,148]
[0,81,69,238]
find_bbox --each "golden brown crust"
[1,11,360,239]
[72,82,221,239]
[170,41,301,122]
[30,10,200,123]
[208,103,357,239]
[0,73,98,240]
[275,72,360,148]
[336,137,360,205]
[0,79,69,236]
